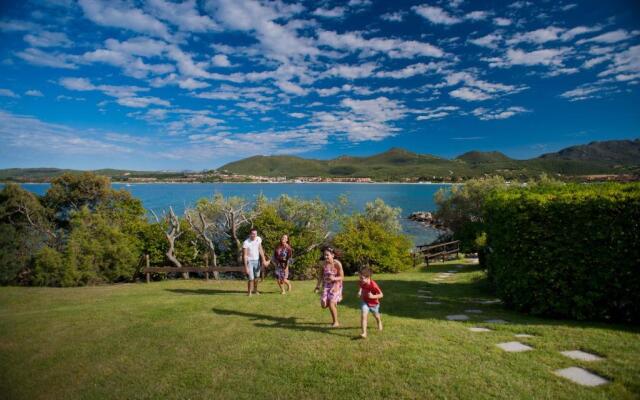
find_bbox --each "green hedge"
[484,183,640,323]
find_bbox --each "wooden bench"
[141,254,245,282]
[414,240,461,267]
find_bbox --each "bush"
[32,246,74,287]
[333,215,413,275]
[64,208,141,285]
[484,183,640,323]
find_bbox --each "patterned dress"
[274,244,292,280]
[320,261,343,305]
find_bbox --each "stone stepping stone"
[418,289,432,293]
[447,270,457,273]
[446,314,470,321]
[560,350,604,362]
[484,319,508,324]
[514,334,534,338]
[469,327,492,332]
[465,309,483,314]
[496,341,533,352]
[424,301,442,305]
[554,367,609,387]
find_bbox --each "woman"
[314,246,344,327]
[273,234,293,294]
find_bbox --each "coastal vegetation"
[432,176,640,323]
[1,139,639,183]
[0,173,413,287]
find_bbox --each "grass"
[0,260,638,399]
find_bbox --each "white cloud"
[508,27,564,44]
[560,26,601,41]
[375,62,446,79]
[469,33,502,49]
[493,17,512,26]
[472,106,529,120]
[466,11,490,21]
[78,0,171,39]
[324,63,378,79]
[598,44,640,82]
[211,54,231,67]
[16,47,78,69]
[24,31,72,47]
[146,0,219,32]
[317,30,444,58]
[289,112,305,118]
[0,89,19,98]
[413,5,462,25]
[312,7,346,18]
[25,89,44,97]
[0,109,132,155]
[0,19,38,32]
[310,97,407,142]
[208,0,318,62]
[577,29,632,44]
[450,87,492,101]
[381,12,405,22]
[415,106,459,121]
[59,77,169,108]
[275,80,308,96]
[488,47,571,68]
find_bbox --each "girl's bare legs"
[373,313,383,331]
[277,280,285,294]
[360,311,368,338]
[284,279,291,292]
[329,302,339,327]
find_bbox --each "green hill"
[220,139,640,180]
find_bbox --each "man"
[243,228,268,296]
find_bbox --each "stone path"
[420,262,610,388]
[554,367,609,387]
[496,341,533,352]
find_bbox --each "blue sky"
[0,0,638,171]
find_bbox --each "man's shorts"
[360,301,381,315]
[246,259,261,280]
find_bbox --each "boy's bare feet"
[331,322,340,328]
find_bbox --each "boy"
[358,267,383,338]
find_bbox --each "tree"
[43,172,111,223]
[364,198,402,234]
[333,215,413,274]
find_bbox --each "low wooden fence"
[141,254,245,282]
[413,240,460,267]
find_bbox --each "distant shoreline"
[11,181,457,186]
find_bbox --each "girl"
[314,247,344,327]
[273,234,293,294]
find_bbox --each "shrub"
[32,246,75,287]
[333,215,413,275]
[484,183,640,323]
[64,208,141,284]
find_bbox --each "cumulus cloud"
[413,5,462,25]
[472,106,529,120]
[24,31,72,47]
[0,89,19,98]
[312,7,346,18]
[0,109,132,155]
[493,17,512,26]
[317,30,444,58]
[211,54,231,67]
[25,89,44,97]
[78,0,171,39]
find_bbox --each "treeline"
[434,175,640,323]
[0,173,413,287]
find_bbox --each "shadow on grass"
[165,288,280,296]
[211,307,358,338]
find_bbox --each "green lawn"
[1,260,638,399]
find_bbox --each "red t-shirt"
[360,279,382,306]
